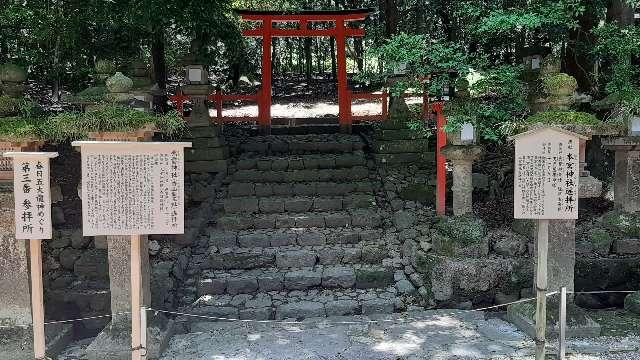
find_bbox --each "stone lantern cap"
[601,136,640,151]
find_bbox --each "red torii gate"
[237,8,372,133]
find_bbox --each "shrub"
[0,117,41,141]
[525,111,601,126]
[0,95,21,117]
[43,104,186,142]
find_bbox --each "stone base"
[506,301,601,338]
[85,314,174,360]
[0,323,73,360]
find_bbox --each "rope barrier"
[0,289,634,330]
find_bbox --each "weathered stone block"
[270,231,297,246]
[197,278,227,296]
[322,267,356,288]
[238,233,269,248]
[228,183,254,197]
[325,213,351,228]
[325,300,359,316]
[293,183,316,196]
[227,277,258,295]
[297,232,326,246]
[224,198,259,213]
[74,249,109,279]
[614,239,640,255]
[209,231,238,247]
[258,273,284,292]
[362,299,395,314]
[209,252,274,270]
[255,184,273,197]
[285,198,313,212]
[295,215,326,228]
[284,269,322,290]
[313,198,343,211]
[355,268,393,289]
[276,301,325,320]
[276,250,317,268]
[217,216,252,230]
[259,198,285,213]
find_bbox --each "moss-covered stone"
[624,291,640,315]
[0,95,21,117]
[601,211,640,238]
[542,73,577,96]
[434,215,487,245]
[588,228,614,256]
[355,268,393,289]
[105,72,133,93]
[0,63,27,83]
[398,184,435,204]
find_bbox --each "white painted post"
[140,306,148,360]
[29,239,46,360]
[131,234,142,360]
[558,286,567,359]
[535,219,549,360]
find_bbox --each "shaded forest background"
[1,0,639,105]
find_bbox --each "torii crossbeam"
[236,8,373,133]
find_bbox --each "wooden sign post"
[3,151,58,360]
[510,127,584,360]
[72,141,190,360]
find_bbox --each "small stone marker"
[509,127,585,360]
[73,141,190,360]
[3,151,58,360]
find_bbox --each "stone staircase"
[189,134,400,322]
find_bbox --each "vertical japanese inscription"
[12,156,53,239]
[513,128,580,219]
[79,143,187,236]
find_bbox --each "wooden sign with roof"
[509,126,587,220]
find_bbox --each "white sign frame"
[510,127,586,220]
[72,141,191,236]
[3,152,58,240]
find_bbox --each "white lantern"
[630,116,640,136]
[460,122,476,144]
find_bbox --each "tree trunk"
[606,0,634,25]
[565,3,599,92]
[330,37,337,79]
[304,37,312,82]
[383,0,399,37]
[52,34,61,102]
[151,28,167,90]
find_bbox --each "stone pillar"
[86,235,171,360]
[602,138,640,212]
[440,145,483,215]
[0,189,72,359]
[106,236,151,325]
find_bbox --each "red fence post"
[433,102,447,216]
[336,20,351,133]
[260,17,273,135]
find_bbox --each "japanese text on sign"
[74,142,191,236]
[512,128,582,220]
[4,153,57,240]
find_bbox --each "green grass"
[0,117,41,141]
[43,104,186,142]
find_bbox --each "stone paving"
[55,310,640,359]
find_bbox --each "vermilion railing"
[208,89,261,124]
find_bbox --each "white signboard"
[511,127,584,219]
[3,152,58,239]
[73,141,191,236]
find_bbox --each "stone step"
[231,166,369,183]
[184,287,399,323]
[236,152,366,171]
[208,227,382,248]
[223,195,377,214]
[240,134,365,154]
[227,181,375,197]
[205,243,389,270]
[196,265,395,296]
[216,210,384,231]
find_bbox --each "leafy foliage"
[43,105,186,142]
[0,117,41,141]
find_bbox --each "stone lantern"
[0,63,28,98]
[602,113,640,213]
[95,60,116,84]
[105,72,134,104]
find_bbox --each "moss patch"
[0,95,21,117]
[542,73,577,94]
[526,111,601,126]
[434,215,487,245]
[601,211,640,239]
[587,310,640,336]
[589,228,614,255]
